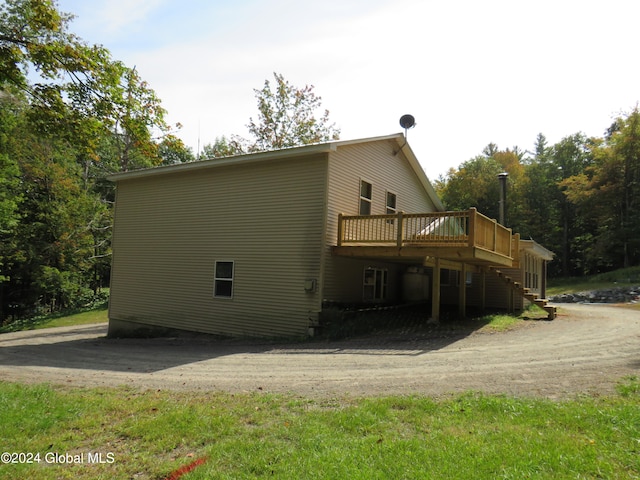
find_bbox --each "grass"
[0,304,108,333]
[0,378,638,479]
[33,306,108,329]
[547,266,640,296]
[476,313,525,331]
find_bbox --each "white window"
[386,191,397,215]
[214,261,234,298]
[386,191,397,225]
[359,180,372,215]
[363,267,388,302]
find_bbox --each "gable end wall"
[321,139,438,303]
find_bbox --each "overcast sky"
[57,0,640,180]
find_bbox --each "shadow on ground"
[0,304,538,374]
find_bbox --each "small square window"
[214,261,234,298]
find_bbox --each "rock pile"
[549,285,640,304]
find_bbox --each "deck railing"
[337,207,513,258]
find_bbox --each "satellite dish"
[394,114,416,155]
[399,114,415,130]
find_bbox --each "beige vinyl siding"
[321,138,438,302]
[109,154,328,337]
[482,268,524,310]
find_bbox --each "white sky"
[57,0,640,180]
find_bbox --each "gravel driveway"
[0,304,638,398]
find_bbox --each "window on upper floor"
[359,180,372,215]
[386,191,397,215]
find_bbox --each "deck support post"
[480,268,486,313]
[431,258,441,322]
[458,263,467,318]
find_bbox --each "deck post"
[480,268,486,312]
[512,232,520,261]
[458,263,467,318]
[337,213,344,247]
[396,211,404,247]
[468,208,476,246]
[431,258,441,322]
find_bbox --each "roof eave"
[520,239,555,261]
[106,142,337,182]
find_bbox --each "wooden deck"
[333,208,516,267]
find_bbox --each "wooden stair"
[491,268,557,320]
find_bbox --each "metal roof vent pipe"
[498,172,509,226]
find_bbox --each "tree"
[200,73,341,158]
[1,0,110,110]
[0,0,180,321]
[201,135,246,159]
[158,134,195,165]
[3,109,101,314]
[438,155,503,219]
[245,72,340,152]
[520,133,593,276]
[437,144,527,226]
[1,0,176,175]
[0,98,22,284]
[563,108,640,270]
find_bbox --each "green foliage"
[0,0,182,322]
[0,383,638,479]
[246,72,340,152]
[438,154,503,219]
[158,134,196,165]
[201,135,246,159]
[522,133,593,276]
[438,145,527,228]
[0,298,107,332]
[437,109,640,277]
[547,265,640,295]
[201,73,340,159]
[563,107,640,270]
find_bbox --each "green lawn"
[0,305,107,333]
[34,307,108,329]
[0,379,638,479]
[547,266,640,296]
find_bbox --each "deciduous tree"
[246,72,340,152]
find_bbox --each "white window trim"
[214,260,234,299]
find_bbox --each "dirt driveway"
[0,304,638,399]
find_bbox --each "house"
[106,134,554,338]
